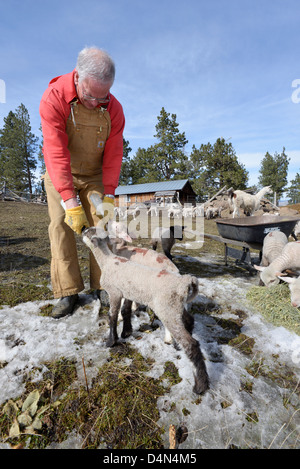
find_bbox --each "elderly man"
[40,47,125,318]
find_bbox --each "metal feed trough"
[204,215,300,271]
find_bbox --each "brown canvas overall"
[44,101,111,298]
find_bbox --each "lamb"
[260,231,288,267]
[151,226,184,260]
[205,205,221,220]
[182,206,194,217]
[278,276,300,308]
[230,186,273,218]
[291,221,300,240]
[148,204,159,217]
[167,204,182,219]
[254,241,300,287]
[82,226,209,395]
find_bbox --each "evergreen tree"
[286,172,300,204]
[190,138,248,198]
[126,108,190,184]
[152,107,189,180]
[0,103,38,194]
[258,147,290,199]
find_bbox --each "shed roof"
[115,179,191,196]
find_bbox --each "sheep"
[107,223,192,344]
[260,231,288,267]
[193,204,204,217]
[182,206,194,217]
[254,241,300,287]
[167,204,182,219]
[231,186,273,218]
[205,206,221,220]
[278,276,300,308]
[151,225,184,260]
[82,226,209,395]
[148,204,159,217]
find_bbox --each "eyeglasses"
[82,87,110,104]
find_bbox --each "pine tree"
[126,108,190,184]
[286,172,300,204]
[190,138,248,198]
[118,138,132,185]
[0,103,38,194]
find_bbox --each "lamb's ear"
[278,276,295,284]
[89,192,104,216]
[254,265,265,272]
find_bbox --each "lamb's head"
[278,276,300,308]
[254,264,280,287]
[264,186,273,195]
[82,226,108,250]
[107,220,133,243]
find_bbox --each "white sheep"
[193,204,204,217]
[231,186,273,218]
[254,241,300,287]
[278,276,300,308]
[260,231,288,267]
[82,226,209,395]
[167,204,182,219]
[205,206,222,220]
[291,221,300,240]
[182,206,194,217]
[108,225,193,344]
[151,226,184,260]
[148,204,159,217]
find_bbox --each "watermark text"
[0,79,6,103]
[291,79,300,103]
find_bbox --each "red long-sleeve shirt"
[39,70,125,201]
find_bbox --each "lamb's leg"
[164,309,194,344]
[165,319,209,395]
[182,308,194,333]
[152,240,158,251]
[106,293,123,347]
[121,299,133,338]
[161,238,174,260]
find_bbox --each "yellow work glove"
[64,205,89,234]
[102,195,115,221]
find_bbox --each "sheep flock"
[81,192,300,398]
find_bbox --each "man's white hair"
[76,47,115,85]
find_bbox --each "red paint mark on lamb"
[156,255,167,263]
[132,248,147,256]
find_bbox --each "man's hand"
[64,205,89,234]
[102,195,115,221]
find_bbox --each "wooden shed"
[115,179,196,207]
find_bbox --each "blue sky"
[0,0,299,189]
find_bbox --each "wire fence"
[0,182,47,204]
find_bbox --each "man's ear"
[74,70,79,86]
